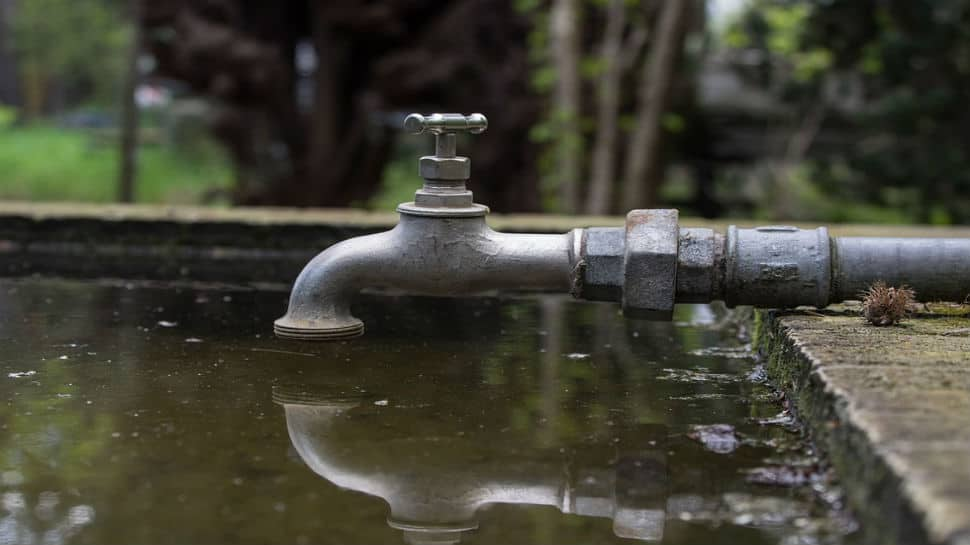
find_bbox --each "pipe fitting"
[581,227,624,302]
[723,225,831,308]
[622,210,680,320]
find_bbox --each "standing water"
[0,278,857,544]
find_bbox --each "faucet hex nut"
[582,227,625,302]
[675,228,719,303]
[622,209,679,320]
[419,156,470,181]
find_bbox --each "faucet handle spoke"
[404,113,488,135]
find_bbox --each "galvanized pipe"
[580,217,970,315]
[831,237,970,302]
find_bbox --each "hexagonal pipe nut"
[622,209,679,320]
[419,156,470,180]
[582,227,625,302]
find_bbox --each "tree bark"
[550,0,582,213]
[0,0,20,110]
[118,0,141,203]
[621,0,689,208]
[585,0,626,215]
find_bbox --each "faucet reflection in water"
[273,386,668,544]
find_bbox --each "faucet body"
[276,113,970,340]
[275,214,581,339]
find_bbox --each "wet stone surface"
[758,306,970,545]
[0,278,857,544]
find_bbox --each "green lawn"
[0,125,233,204]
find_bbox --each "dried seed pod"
[860,281,916,326]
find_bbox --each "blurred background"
[0,0,968,223]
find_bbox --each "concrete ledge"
[2,201,970,283]
[756,308,970,545]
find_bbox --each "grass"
[0,124,233,204]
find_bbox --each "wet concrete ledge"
[756,307,970,545]
[4,200,970,284]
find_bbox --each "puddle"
[0,278,859,544]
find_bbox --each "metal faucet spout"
[274,214,582,340]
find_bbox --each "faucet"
[276,113,970,340]
[275,113,582,340]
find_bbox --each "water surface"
[0,279,856,544]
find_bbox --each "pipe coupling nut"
[622,209,679,320]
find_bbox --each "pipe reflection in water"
[273,386,668,544]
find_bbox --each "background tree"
[139,0,544,212]
[9,0,129,118]
[724,0,970,223]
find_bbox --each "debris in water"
[373,399,389,406]
[746,365,768,383]
[689,345,752,359]
[565,353,590,360]
[861,281,915,326]
[744,465,819,487]
[157,320,178,328]
[688,424,740,454]
[657,368,738,384]
[7,370,36,378]
[754,411,796,427]
[184,338,203,343]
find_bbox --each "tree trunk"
[621,0,689,208]
[118,0,141,203]
[0,0,20,110]
[585,0,626,215]
[550,0,582,213]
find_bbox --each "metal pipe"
[580,218,970,314]
[832,237,970,302]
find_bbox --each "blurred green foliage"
[726,0,970,224]
[10,0,129,114]
[0,123,232,204]
[0,105,15,129]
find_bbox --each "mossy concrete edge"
[754,309,970,545]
